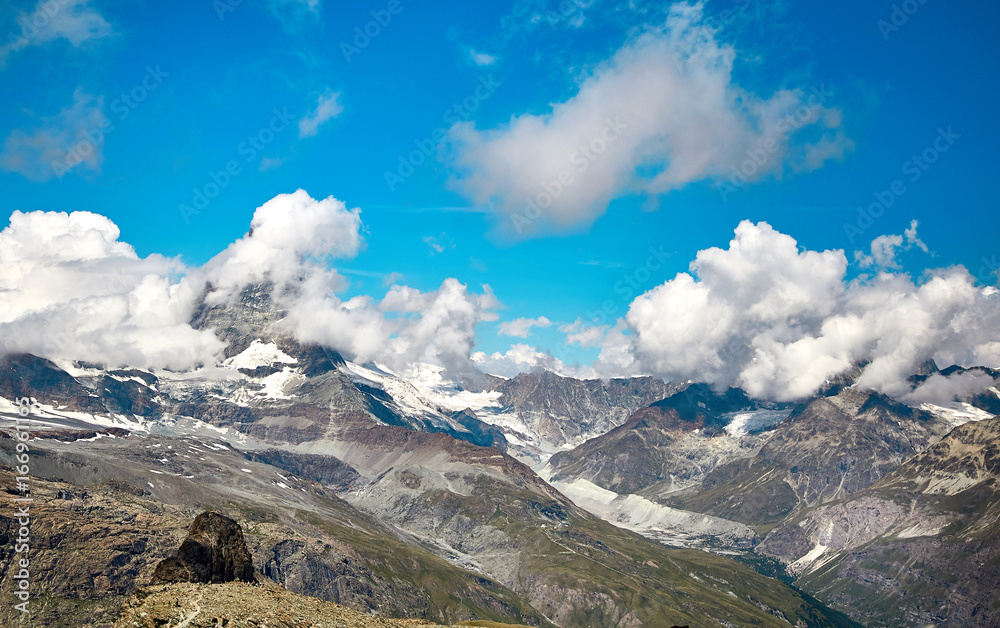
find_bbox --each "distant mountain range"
[1,283,998,627]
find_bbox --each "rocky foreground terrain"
[113,510,536,628]
[114,581,541,628]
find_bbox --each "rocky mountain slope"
[757,415,1000,627]
[485,371,677,462]
[545,384,782,497]
[0,440,548,627]
[0,377,857,628]
[664,387,952,529]
[118,511,532,628]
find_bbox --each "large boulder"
[151,512,255,584]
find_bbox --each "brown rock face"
[152,512,255,584]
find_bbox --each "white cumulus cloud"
[0,210,223,370]
[626,220,1000,401]
[855,219,929,269]
[472,343,569,379]
[201,189,363,301]
[446,2,852,238]
[0,190,502,379]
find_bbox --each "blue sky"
[1,0,998,382]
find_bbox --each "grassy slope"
[395,474,859,628]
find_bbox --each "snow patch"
[723,409,792,437]
[258,367,303,400]
[788,542,830,576]
[921,402,994,428]
[224,340,297,370]
[550,476,755,547]
[0,396,149,432]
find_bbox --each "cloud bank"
[625,221,1000,401]
[0,190,499,378]
[447,2,852,237]
[0,209,222,369]
[1,193,996,403]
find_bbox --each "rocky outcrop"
[151,512,255,584]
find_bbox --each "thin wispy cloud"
[259,156,284,171]
[469,49,497,66]
[298,90,343,138]
[423,233,455,255]
[368,205,492,214]
[499,316,552,338]
[578,260,624,269]
[0,0,112,67]
[265,0,323,32]
[1,88,106,181]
